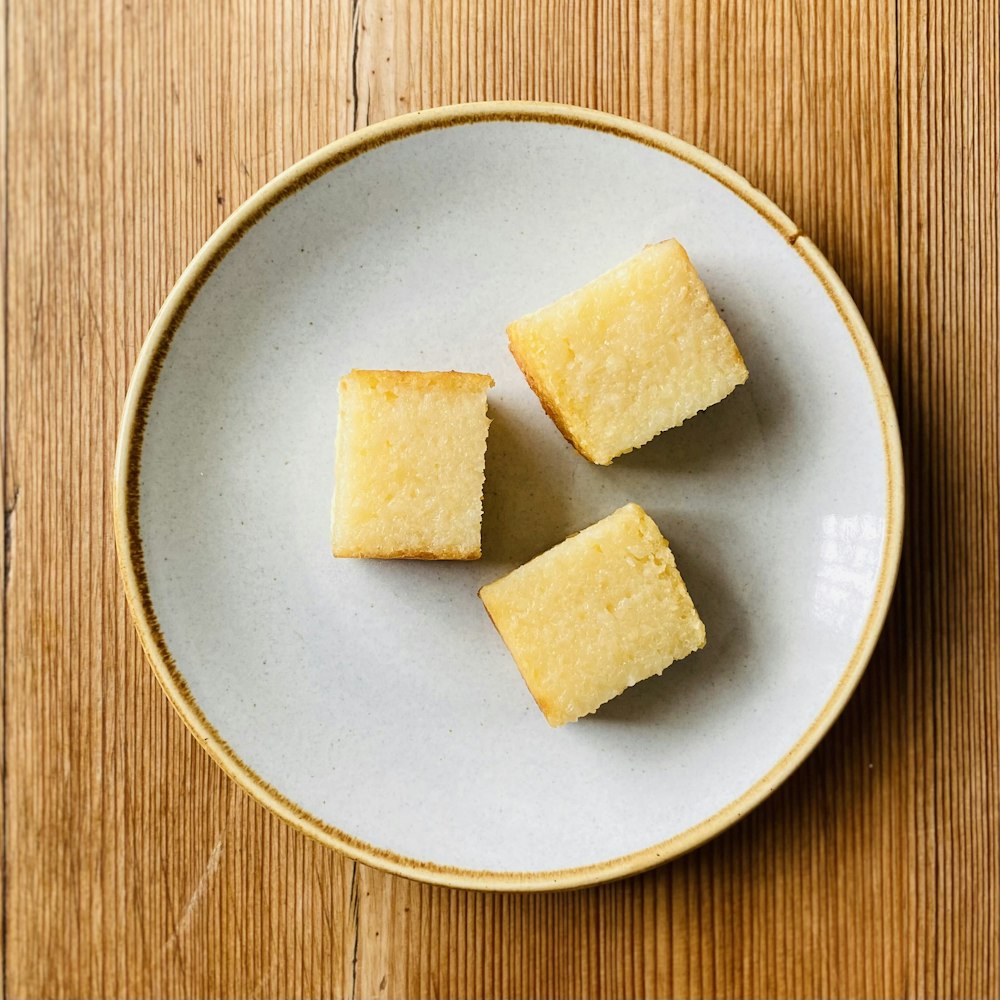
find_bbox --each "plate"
[114,103,903,890]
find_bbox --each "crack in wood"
[4,485,19,593]
[350,0,362,131]
[348,861,360,998]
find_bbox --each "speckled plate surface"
[114,103,903,890]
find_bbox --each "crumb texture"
[480,503,706,725]
[332,370,493,559]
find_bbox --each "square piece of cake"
[507,240,749,465]
[332,369,493,560]
[479,503,706,726]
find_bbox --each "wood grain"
[2,1,997,997]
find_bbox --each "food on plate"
[479,502,706,726]
[332,369,493,560]
[507,239,749,465]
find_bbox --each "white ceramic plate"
[115,103,903,890]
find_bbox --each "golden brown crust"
[340,369,494,395]
[506,330,608,466]
[334,544,481,560]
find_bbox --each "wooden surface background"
[2,1,998,997]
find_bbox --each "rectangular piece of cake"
[332,369,493,560]
[507,240,749,465]
[479,503,706,726]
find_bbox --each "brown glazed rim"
[112,102,904,892]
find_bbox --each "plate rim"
[113,100,905,891]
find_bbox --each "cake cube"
[507,240,749,465]
[479,503,706,726]
[332,370,493,559]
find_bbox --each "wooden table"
[3,2,997,997]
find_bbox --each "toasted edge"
[340,369,495,394]
[335,545,482,560]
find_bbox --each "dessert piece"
[332,369,493,559]
[479,503,705,726]
[507,239,749,465]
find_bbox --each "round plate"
[114,103,903,890]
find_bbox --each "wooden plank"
[896,0,1000,994]
[2,0,997,996]
[3,0,358,996]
